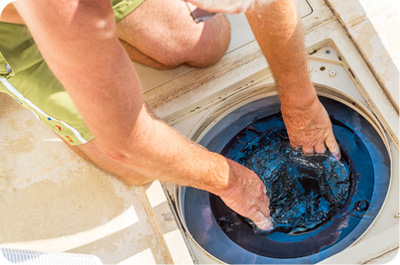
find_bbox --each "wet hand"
[218,159,273,230]
[281,98,341,159]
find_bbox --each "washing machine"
[136,0,399,263]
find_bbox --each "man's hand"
[281,97,341,159]
[218,159,273,230]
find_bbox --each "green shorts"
[0,0,145,145]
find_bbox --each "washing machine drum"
[180,96,391,264]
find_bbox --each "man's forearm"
[245,0,340,156]
[245,0,317,108]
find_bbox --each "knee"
[189,15,231,68]
[161,15,231,69]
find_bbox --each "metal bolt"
[395,211,400,218]
[308,66,313,72]
[329,70,336,77]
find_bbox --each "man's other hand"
[281,97,341,159]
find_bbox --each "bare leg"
[116,0,231,69]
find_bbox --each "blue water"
[221,115,350,234]
[208,112,375,258]
[244,128,349,233]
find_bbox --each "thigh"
[116,0,230,67]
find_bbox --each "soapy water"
[217,113,351,235]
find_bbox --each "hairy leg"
[116,0,231,69]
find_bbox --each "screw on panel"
[395,211,400,218]
[308,66,313,72]
[329,70,336,77]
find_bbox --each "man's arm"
[246,0,340,158]
[14,0,272,229]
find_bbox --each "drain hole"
[320,66,326,71]
[355,200,369,211]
